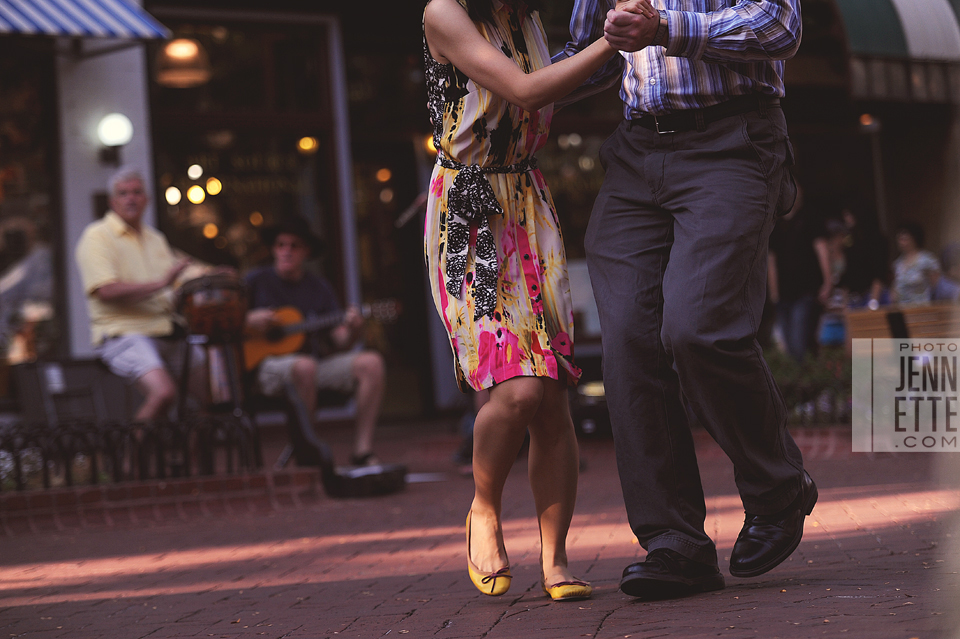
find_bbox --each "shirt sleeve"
[663,0,801,64]
[551,0,625,108]
[74,226,118,295]
[919,252,942,274]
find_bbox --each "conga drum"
[177,274,247,342]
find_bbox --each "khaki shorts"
[97,334,206,382]
[257,351,358,397]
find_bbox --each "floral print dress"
[423,0,581,392]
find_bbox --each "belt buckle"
[654,115,677,135]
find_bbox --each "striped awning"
[0,0,169,39]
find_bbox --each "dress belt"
[436,154,538,321]
[629,95,780,134]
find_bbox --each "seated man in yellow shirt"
[75,167,206,422]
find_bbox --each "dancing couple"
[423,0,816,602]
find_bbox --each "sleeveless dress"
[423,0,581,392]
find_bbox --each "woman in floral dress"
[423,0,652,600]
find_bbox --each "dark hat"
[262,215,324,256]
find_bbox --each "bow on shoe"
[444,164,502,321]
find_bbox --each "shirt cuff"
[663,10,709,61]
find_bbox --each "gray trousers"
[586,104,805,567]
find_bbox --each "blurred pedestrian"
[816,216,850,348]
[423,0,636,601]
[837,204,888,309]
[0,217,53,361]
[933,242,960,302]
[768,190,831,362]
[891,222,940,305]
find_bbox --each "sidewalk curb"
[0,468,322,535]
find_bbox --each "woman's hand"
[616,0,657,18]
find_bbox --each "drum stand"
[176,333,263,474]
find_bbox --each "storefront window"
[0,37,61,376]
[149,19,343,287]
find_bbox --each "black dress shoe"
[729,471,818,578]
[620,548,725,599]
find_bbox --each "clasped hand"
[607,0,660,52]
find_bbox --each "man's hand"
[331,306,364,350]
[605,1,660,52]
[246,308,277,334]
[343,306,364,332]
[165,258,191,287]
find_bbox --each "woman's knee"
[491,377,544,420]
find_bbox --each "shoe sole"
[619,573,725,600]
[729,481,819,579]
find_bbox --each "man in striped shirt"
[555,0,817,600]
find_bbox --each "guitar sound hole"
[266,326,286,342]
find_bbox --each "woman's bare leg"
[469,376,543,573]
[527,377,580,586]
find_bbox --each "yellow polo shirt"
[75,211,178,344]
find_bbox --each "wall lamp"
[97,113,133,165]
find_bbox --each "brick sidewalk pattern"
[0,424,958,639]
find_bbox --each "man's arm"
[607,0,801,63]
[330,307,363,351]
[767,252,780,304]
[813,237,833,306]
[75,225,189,305]
[94,259,189,304]
[552,0,627,107]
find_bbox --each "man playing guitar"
[245,215,386,466]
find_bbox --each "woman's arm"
[424,0,652,112]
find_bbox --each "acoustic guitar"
[243,300,400,371]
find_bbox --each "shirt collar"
[104,211,140,237]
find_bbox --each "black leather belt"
[629,95,780,134]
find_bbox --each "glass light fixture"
[297,136,319,155]
[156,38,212,88]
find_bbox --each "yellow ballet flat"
[543,577,593,602]
[466,512,511,596]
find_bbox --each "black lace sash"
[438,155,538,321]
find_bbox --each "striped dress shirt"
[552,0,802,117]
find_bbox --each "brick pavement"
[0,423,957,639]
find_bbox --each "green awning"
[834,0,960,61]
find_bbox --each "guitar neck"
[283,304,375,337]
